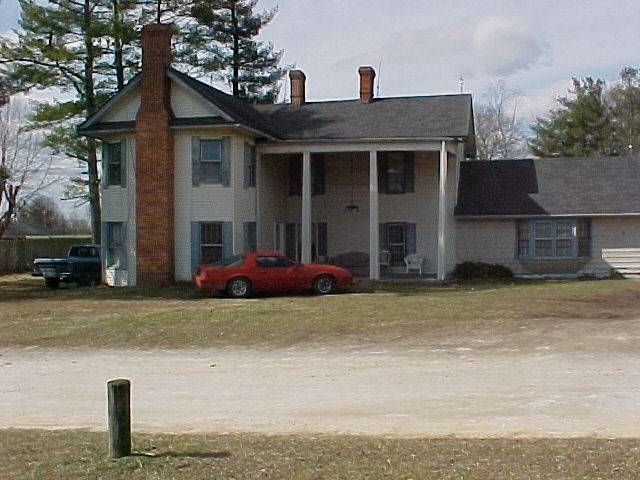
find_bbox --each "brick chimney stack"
[135,23,176,285]
[358,66,376,103]
[289,70,306,107]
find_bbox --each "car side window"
[256,256,295,268]
[256,256,279,268]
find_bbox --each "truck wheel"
[45,277,60,289]
[76,274,92,287]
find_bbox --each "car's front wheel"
[313,275,335,295]
[227,277,251,298]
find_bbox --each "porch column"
[437,140,447,281]
[369,149,379,280]
[255,151,262,249]
[301,151,312,263]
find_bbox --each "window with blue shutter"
[516,218,592,259]
[378,151,415,194]
[244,143,256,188]
[288,154,325,196]
[191,137,231,186]
[102,141,125,188]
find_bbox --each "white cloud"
[471,15,549,77]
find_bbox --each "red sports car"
[192,251,354,298]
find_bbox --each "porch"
[256,140,464,280]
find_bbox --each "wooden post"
[107,379,131,458]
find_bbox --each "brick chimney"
[289,70,306,107]
[135,24,175,286]
[358,66,376,103]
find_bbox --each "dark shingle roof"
[78,68,474,144]
[455,157,640,217]
[254,95,473,141]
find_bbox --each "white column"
[301,151,312,263]
[255,151,262,249]
[369,150,379,280]
[437,140,448,281]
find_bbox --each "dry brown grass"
[1,429,639,479]
[1,274,640,349]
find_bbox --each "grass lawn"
[2,429,639,479]
[1,274,639,349]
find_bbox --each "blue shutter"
[317,222,328,257]
[221,137,231,187]
[377,153,388,194]
[379,223,388,251]
[191,137,200,186]
[403,152,414,193]
[102,222,109,272]
[191,221,200,272]
[243,143,252,188]
[242,222,250,252]
[312,154,325,196]
[222,222,233,257]
[120,138,127,188]
[101,142,109,188]
[406,223,417,255]
[289,156,301,196]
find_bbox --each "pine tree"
[530,78,613,158]
[179,0,286,103]
[0,0,143,243]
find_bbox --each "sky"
[2,0,640,218]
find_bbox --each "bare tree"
[0,98,55,239]
[475,80,528,160]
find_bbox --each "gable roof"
[78,68,475,147]
[455,156,640,217]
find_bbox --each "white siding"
[173,128,240,281]
[455,216,640,276]
[100,135,137,285]
[233,135,257,253]
[102,90,140,122]
[171,81,224,118]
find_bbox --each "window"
[244,143,256,188]
[244,221,257,252]
[103,141,125,188]
[283,222,328,262]
[378,152,414,194]
[200,222,223,264]
[379,222,417,266]
[200,139,222,183]
[387,223,406,264]
[288,155,325,196]
[106,222,125,268]
[517,219,591,259]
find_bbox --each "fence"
[0,235,92,274]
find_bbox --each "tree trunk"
[84,0,101,244]
[113,0,124,90]
[231,1,239,97]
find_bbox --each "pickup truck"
[32,245,102,288]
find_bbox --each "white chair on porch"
[379,250,391,274]
[405,253,428,275]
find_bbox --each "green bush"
[452,261,514,280]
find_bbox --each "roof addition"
[455,156,640,217]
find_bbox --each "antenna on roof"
[459,76,464,93]
[376,60,382,97]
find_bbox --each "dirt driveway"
[3,318,640,437]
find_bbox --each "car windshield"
[210,254,245,268]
